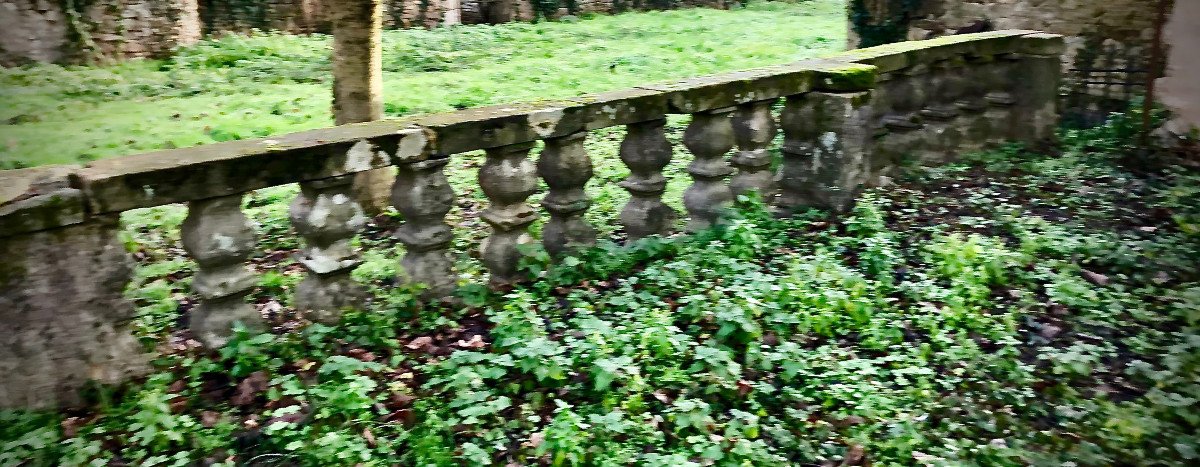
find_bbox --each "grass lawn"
[0,1,847,168]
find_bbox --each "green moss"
[815,64,878,91]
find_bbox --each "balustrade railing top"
[0,30,1065,408]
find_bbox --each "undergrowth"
[1,111,1198,465]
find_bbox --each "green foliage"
[848,0,924,47]
[4,119,1200,463]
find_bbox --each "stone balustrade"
[0,30,1064,408]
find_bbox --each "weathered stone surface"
[1017,33,1067,57]
[571,88,670,129]
[638,65,814,114]
[418,101,587,155]
[776,92,874,213]
[78,122,424,213]
[730,100,778,198]
[682,107,736,231]
[539,132,597,256]
[181,194,264,347]
[0,215,147,409]
[479,142,539,286]
[1012,54,1061,145]
[619,119,678,239]
[393,158,457,298]
[0,165,86,238]
[290,175,368,323]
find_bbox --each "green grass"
[0,1,848,168]
[3,112,1198,465]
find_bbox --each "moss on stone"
[815,64,878,91]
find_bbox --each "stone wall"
[0,31,1063,408]
[1,0,726,65]
[1,0,200,66]
[902,0,1166,72]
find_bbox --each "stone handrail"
[0,30,1065,408]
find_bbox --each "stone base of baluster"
[398,247,457,299]
[729,151,775,199]
[294,270,366,324]
[191,292,265,348]
[480,227,534,287]
[619,191,677,240]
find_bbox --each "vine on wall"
[61,0,105,62]
[849,0,924,48]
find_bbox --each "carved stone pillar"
[393,158,456,298]
[682,107,736,231]
[1013,34,1065,145]
[181,194,263,347]
[618,119,677,240]
[538,132,596,257]
[776,92,874,214]
[289,175,367,323]
[730,100,778,199]
[479,142,538,286]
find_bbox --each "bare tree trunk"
[329,0,392,213]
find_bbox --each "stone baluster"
[538,132,597,256]
[730,100,778,199]
[479,142,539,286]
[289,176,367,323]
[682,107,736,231]
[618,119,677,240]
[393,158,456,298]
[181,194,263,347]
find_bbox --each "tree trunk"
[329,0,392,213]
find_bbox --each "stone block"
[0,165,86,237]
[0,215,147,409]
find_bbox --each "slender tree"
[328,0,392,213]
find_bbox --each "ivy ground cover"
[3,110,1198,465]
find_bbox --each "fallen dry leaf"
[455,335,487,349]
[406,336,434,351]
[523,432,545,449]
[1081,269,1109,286]
[232,371,269,406]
